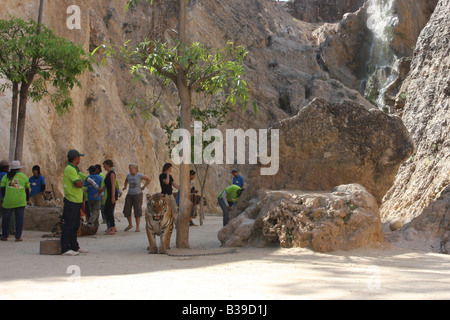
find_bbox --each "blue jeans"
[218,197,230,227]
[61,198,82,253]
[1,207,25,240]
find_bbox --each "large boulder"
[220,98,413,252]
[242,98,414,208]
[219,184,384,252]
[23,207,62,232]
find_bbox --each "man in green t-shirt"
[61,149,88,256]
[218,185,243,226]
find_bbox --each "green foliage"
[95,0,257,156]
[96,39,254,110]
[125,0,155,12]
[344,200,357,224]
[164,99,236,152]
[95,39,257,129]
[0,16,93,113]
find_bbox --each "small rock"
[389,220,403,231]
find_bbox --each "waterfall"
[364,0,400,110]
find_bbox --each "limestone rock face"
[386,185,450,254]
[318,3,372,91]
[219,184,384,252]
[0,0,374,214]
[381,0,450,226]
[287,0,366,23]
[391,0,439,57]
[242,98,414,207]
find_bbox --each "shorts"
[123,193,143,218]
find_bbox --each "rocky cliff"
[0,0,370,212]
[380,0,450,253]
[0,0,448,253]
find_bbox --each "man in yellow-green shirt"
[61,149,88,256]
[218,185,243,227]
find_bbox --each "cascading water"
[364,0,400,110]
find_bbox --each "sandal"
[124,226,133,232]
[105,227,117,235]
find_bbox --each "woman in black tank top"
[99,160,117,235]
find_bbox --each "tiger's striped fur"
[145,193,174,254]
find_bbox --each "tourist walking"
[122,164,151,232]
[0,161,30,242]
[61,150,89,256]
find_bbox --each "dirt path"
[1,215,449,300]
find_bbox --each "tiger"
[42,216,98,238]
[145,193,174,254]
[77,218,98,237]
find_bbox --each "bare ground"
[1,215,449,300]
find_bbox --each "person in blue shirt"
[29,165,46,206]
[0,160,9,215]
[84,165,103,228]
[231,169,245,189]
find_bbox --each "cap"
[190,170,196,175]
[68,149,85,159]
[231,169,238,173]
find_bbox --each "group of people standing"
[60,150,189,256]
[1,149,247,255]
[61,150,154,256]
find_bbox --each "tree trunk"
[176,72,192,248]
[15,80,32,161]
[175,0,191,248]
[37,0,44,30]
[14,0,43,161]
[199,164,209,226]
[177,0,187,43]
[9,82,19,163]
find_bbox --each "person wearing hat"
[231,169,245,189]
[0,160,30,242]
[218,184,243,227]
[61,150,89,256]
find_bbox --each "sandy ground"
[0,214,449,300]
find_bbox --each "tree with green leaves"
[97,0,255,248]
[0,16,92,161]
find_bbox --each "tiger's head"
[147,193,170,222]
